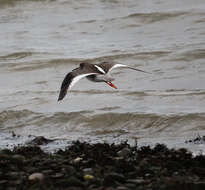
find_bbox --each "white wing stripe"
[94,65,106,74]
[109,64,127,72]
[69,73,97,89]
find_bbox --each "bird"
[58,62,149,101]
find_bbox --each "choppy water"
[1,0,205,153]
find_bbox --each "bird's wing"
[58,67,101,101]
[109,63,151,74]
[96,62,150,74]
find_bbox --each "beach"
[1,139,205,190]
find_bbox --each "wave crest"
[1,110,205,135]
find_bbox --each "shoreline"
[1,139,205,190]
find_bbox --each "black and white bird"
[58,62,149,101]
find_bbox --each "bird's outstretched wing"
[58,63,103,101]
[96,62,151,74]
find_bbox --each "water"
[0,0,205,153]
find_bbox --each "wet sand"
[1,137,205,190]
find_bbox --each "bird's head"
[103,76,117,89]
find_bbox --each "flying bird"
[58,62,149,101]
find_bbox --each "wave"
[0,52,33,60]
[123,11,188,24]
[125,89,205,97]
[2,48,205,72]
[1,50,171,71]
[1,110,205,134]
[77,11,188,25]
[170,49,205,62]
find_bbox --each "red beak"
[106,81,117,89]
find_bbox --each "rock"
[82,158,96,167]
[72,157,83,163]
[116,186,129,190]
[103,187,116,190]
[42,169,53,175]
[13,146,44,157]
[11,131,20,138]
[83,168,93,174]
[12,154,25,163]
[0,149,12,155]
[2,140,205,189]
[0,153,10,160]
[51,173,64,179]
[61,165,76,175]
[117,147,131,157]
[139,158,150,170]
[27,136,54,145]
[185,135,205,144]
[27,167,39,174]
[0,180,8,185]
[153,144,168,153]
[193,182,205,189]
[145,173,152,177]
[7,171,19,179]
[126,178,146,184]
[125,183,137,188]
[28,173,45,182]
[104,172,126,185]
[192,167,205,177]
[84,174,94,181]
[114,156,124,160]
[9,179,22,186]
[59,176,84,187]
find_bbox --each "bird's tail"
[127,66,151,74]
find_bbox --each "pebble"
[51,173,64,179]
[145,173,152,177]
[125,183,137,188]
[114,156,124,160]
[126,179,146,184]
[83,168,93,174]
[1,140,205,189]
[117,147,131,157]
[28,173,45,182]
[0,180,7,185]
[104,172,126,185]
[27,136,53,145]
[8,171,19,179]
[116,187,128,190]
[84,174,94,181]
[12,154,25,162]
[61,176,84,187]
[73,157,83,163]
[42,169,53,175]
[0,153,10,160]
